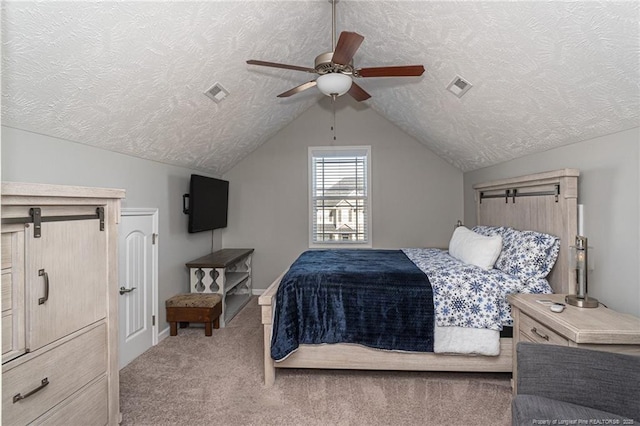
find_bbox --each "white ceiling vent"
[204,82,230,103]
[446,76,472,98]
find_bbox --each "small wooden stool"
[166,293,222,336]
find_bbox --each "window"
[309,146,371,247]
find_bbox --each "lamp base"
[565,294,599,308]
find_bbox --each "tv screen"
[187,174,229,233]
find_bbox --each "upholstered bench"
[166,293,222,336]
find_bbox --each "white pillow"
[448,226,503,270]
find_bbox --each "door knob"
[119,286,136,295]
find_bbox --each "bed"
[258,169,579,386]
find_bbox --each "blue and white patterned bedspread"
[403,248,552,330]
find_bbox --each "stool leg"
[170,322,177,336]
[205,322,212,336]
[213,317,220,329]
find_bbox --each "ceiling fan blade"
[331,31,364,66]
[357,65,425,78]
[247,60,317,74]
[277,80,318,98]
[348,82,371,102]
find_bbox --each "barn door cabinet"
[1,182,125,425]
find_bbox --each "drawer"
[31,376,108,426]
[2,323,107,425]
[2,269,26,363]
[518,330,536,343]
[2,270,12,312]
[519,313,569,346]
[2,311,13,354]
[2,232,12,269]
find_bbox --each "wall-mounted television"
[184,174,229,233]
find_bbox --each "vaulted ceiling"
[2,1,639,175]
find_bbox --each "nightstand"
[508,293,640,393]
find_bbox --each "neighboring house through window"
[309,146,371,247]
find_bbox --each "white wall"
[464,127,640,317]
[222,97,464,290]
[1,126,223,328]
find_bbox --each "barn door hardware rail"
[479,184,560,204]
[1,207,105,237]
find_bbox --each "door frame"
[121,208,159,346]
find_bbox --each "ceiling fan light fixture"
[246,0,423,102]
[316,73,352,97]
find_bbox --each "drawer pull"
[531,327,549,341]
[38,269,49,305]
[13,377,49,403]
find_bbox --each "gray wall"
[464,127,640,317]
[7,118,634,322]
[1,126,223,329]
[222,97,464,291]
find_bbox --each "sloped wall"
[464,127,640,316]
[222,97,464,290]
[1,126,221,329]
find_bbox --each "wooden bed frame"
[258,169,579,386]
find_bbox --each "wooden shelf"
[225,293,251,324]
[186,248,253,327]
[225,272,249,293]
[186,249,254,269]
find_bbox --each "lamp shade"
[316,73,352,97]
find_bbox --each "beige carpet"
[120,297,512,425]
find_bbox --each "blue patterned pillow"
[521,277,554,294]
[494,227,560,280]
[472,225,506,238]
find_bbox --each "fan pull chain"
[331,95,337,141]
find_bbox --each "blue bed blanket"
[271,249,434,361]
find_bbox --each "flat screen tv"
[185,174,229,233]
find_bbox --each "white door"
[119,209,158,369]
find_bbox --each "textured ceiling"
[2,1,639,175]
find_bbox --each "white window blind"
[309,146,371,246]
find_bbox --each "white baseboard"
[157,326,170,343]
[252,289,265,296]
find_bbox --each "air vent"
[204,82,230,103]
[446,76,473,98]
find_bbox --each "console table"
[186,248,254,327]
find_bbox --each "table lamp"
[566,235,599,308]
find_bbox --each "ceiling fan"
[246,0,425,102]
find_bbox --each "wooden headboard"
[473,169,579,295]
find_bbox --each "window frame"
[308,146,372,248]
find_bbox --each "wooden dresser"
[509,293,640,393]
[1,182,125,425]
